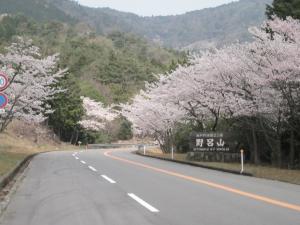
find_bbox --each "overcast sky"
[76,0,239,16]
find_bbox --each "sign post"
[240,149,244,174]
[143,145,146,155]
[171,146,174,160]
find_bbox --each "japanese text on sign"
[192,132,229,152]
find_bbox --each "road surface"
[0,148,300,225]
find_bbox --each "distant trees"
[267,0,300,19]
[122,17,300,168]
[0,37,66,132]
[0,14,186,144]
[117,118,133,140]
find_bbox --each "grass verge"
[0,128,77,178]
[0,152,28,177]
[141,150,300,185]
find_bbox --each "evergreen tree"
[266,0,300,19]
[48,76,85,144]
[117,118,133,140]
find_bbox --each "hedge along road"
[1,148,300,225]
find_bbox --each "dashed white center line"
[101,175,116,184]
[75,156,79,160]
[128,193,159,213]
[88,166,97,172]
[80,160,86,164]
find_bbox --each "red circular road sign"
[0,72,9,91]
[0,93,8,109]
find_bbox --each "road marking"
[75,156,79,160]
[128,193,159,213]
[105,150,300,213]
[101,175,116,184]
[80,160,86,164]
[88,166,97,172]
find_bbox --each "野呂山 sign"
[0,72,9,91]
[191,132,230,152]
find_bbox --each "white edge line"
[88,166,97,172]
[128,193,159,213]
[101,175,116,184]
[80,160,86,164]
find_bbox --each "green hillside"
[0,14,185,143]
[0,15,184,104]
[0,0,73,23]
[0,0,272,48]
[48,0,273,48]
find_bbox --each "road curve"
[0,148,300,225]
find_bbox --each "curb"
[0,149,79,191]
[0,154,36,191]
[135,151,253,177]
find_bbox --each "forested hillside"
[0,14,185,143]
[0,0,73,23]
[0,0,272,48]
[0,15,184,103]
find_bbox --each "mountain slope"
[0,0,272,48]
[0,15,184,103]
[0,0,73,23]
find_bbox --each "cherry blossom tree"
[79,97,118,132]
[122,16,300,166]
[121,82,186,152]
[246,17,300,166]
[0,37,67,132]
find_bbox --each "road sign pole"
[143,145,146,155]
[240,149,244,174]
[171,146,174,160]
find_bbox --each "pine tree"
[266,0,300,19]
[48,76,84,143]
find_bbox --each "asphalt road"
[1,148,300,225]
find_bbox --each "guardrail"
[88,143,158,150]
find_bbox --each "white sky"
[76,0,239,16]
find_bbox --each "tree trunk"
[272,139,282,168]
[70,131,74,144]
[74,130,79,145]
[58,128,61,140]
[251,124,260,164]
[289,130,295,169]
